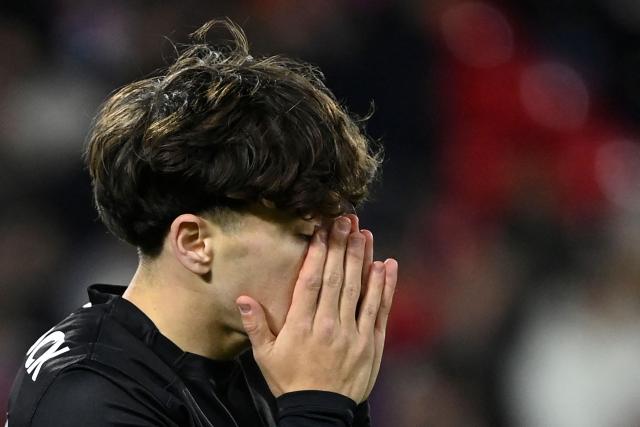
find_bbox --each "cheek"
[258,234,307,276]
[256,243,308,331]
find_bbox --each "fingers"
[346,215,371,301]
[236,296,276,350]
[316,217,351,320]
[360,229,373,300]
[357,261,386,334]
[375,258,398,332]
[286,228,328,325]
[345,214,359,233]
[339,231,366,324]
[365,258,399,397]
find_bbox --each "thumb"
[236,296,276,349]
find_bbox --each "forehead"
[236,203,320,231]
[224,199,353,234]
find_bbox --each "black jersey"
[6,284,371,426]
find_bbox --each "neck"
[122,261,249,360]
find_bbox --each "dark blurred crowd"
[4,1,640,426]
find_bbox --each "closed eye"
[298,233,314,242]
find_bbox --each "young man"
[6,20,398,427]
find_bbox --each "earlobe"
[169,214,214,275]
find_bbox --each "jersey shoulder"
[7,301,181,426]
[7,303,112,426]
[28,367,174,427]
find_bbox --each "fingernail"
[317,229,327,243]
[238,304,251,314]
[337,217,350,232]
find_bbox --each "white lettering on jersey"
[25,328,70,381]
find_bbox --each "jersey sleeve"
[354,400,371,427]
[29,369,175,427]
[276,391,370,427]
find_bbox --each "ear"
[167,214,214,275]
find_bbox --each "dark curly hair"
[85,19,382,257]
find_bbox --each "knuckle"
[364,304,378,318]
[348,233,365,247]
[325,271,343,288]
[330,230,349,244]
[375,328,387,340]
[317,318,336,338]
[243,321,260,335]
[292,320,312,335]
[343,285,358,300]
[378,303,391,316]
[299,274,321,291]
[381,295,395,314]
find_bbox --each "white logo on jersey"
[25,328,70,382]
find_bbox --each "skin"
[123,203,398,403]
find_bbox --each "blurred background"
[3,0,640,425]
